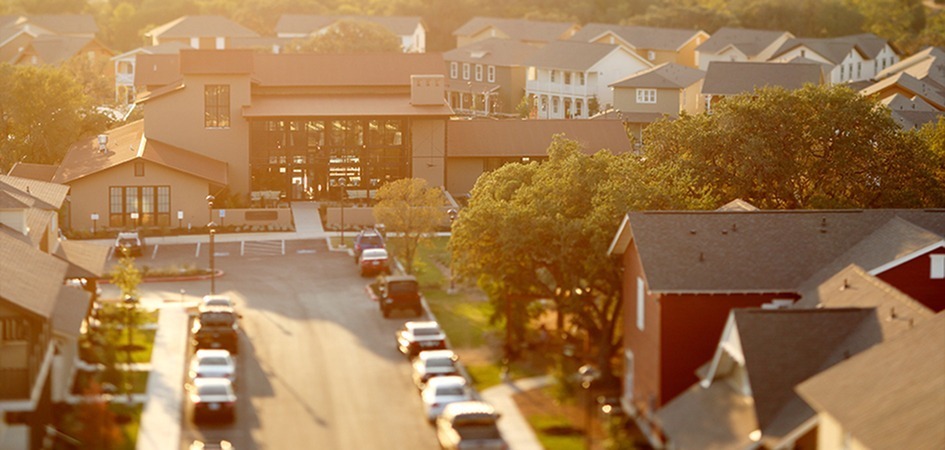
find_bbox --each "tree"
[287,18,402,53]
[640,84,945,208]
[0,64,110,172]
[450,136,675,381]
[373,178,445,274]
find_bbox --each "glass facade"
[249,119,410,201]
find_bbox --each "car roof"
[193,377,232,387]
[202,295,232,302]
[418,349,455,360]
[194,349,232,359]
[361,248,388,256]
[426,375,466,388]
[441,400,497,418]
[406,321,440,330]
[117,232,139,238]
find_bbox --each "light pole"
[447,208,458,294]
[206,195,216,295]
[338,177,347,247]
[123,294,138,402]
[579,364,601,450]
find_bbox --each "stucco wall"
[410,119,446,186]
[613,86,680,115]
[446,158,485,195]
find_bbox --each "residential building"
[875,45,945,93]
[607,209,945,441]
[111,42,191,106]
[609,62,705,142]
[796,310,945,450]
[452,17,579,48]
[0,14,106,66]
[657,265,934,449]
[569,23,709,68]
[694,27,794,70]
[144,15,259,49]
[701,60,824,111]
[525,40,652,119]
[880,93,945,130]
[445,119,632,194]
[0,175,104,450]
[861,71,945,111]
[768,33,899,84]
[11,34,113,67]
[443,38,540,117]
[56,49,453,232]
[275,15,426,53]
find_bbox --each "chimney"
[410,75,445,106]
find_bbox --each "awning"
[242,94,454,118]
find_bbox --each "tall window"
[475,64,483,81]
[109,186,171,227]
[487,65,495,83]
[204,85,230,128]
[462,63,470,80]
[636,88,656,104]
[577,72,585,85]
[450,62,458,79]
[564,72,571,85]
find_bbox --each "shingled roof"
[571,23,705,51]
[875,45,945,92]
[695,27,791,58]
[145,15,258,40]
[276,14,423,37]
[453,17,576,43]
[0,229,68,318]
[444,37,540,66]
[702,61,822,95]
[524,40,630,71]
[610,62,704,89]
[11,14,98,36]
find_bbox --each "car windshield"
[454,424,501,440]
[118,238,138,246]
[199,312,235,326]
[427,358,454,368]
[201,357,229,366]
[437,387,465,396]
[358,234,383,246]
[204,299,231,308]
[197,385,230,396]
[413,328,440,336]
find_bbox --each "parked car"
[367,275,423,318]
[353,229,385,263]
[396,321,447,358]
[192,308,240,354]
[189,440,233,450]
[188,349,237,383]
[421,376,473,422]
[114,231,143,257]
[412,349,460,389]
[187,377,237,423]
[359,248,390,276]
[199,295,235,312]
[436,401,507,450]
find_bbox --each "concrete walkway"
[136,305,188,450]
[482,376,553,450]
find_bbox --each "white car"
[189,349,237,383]
[412,349,459,389]
[199,294,235,312]
[187,377,237,423]
[421,376,473,422]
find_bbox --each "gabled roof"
[875,45,945,92]
[446,119,632,157]
[52,120,228,186]
[571,23,707,51]
[275,14,423,36]
[609,62,704,89]
[17,35,111,65]
[609,209,945,294]
[524,40,636,71]
[796,265,933,325]
[452,17,577,43]
[695,27,792,58]
[111,41,191,61]
[0,229,69,318]
[861,71,945,110]
[890,109,945,130]
[145,15,259,39]
[702,61,822,96]
[882,92,939,112]
[12,14,98,36]
[7,162,58,181]
[55,240,110,279]
[796,311,945,450]
[0,174,69,209]
[444,37,540,66]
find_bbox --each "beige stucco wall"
[410,119,446,187]
[613,87,680,116]
[210,208,293,228]
[143,73,252,195]
[67,160,210,232]
[676,33,707,68]
[446,158,486,195]
[681,79,705,114]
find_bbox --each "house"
[607,209,945,440]
[860,71,945,111]
[6,162,58,182]
[452,16,579,48]
[796,310,945,450]
[525,40,652,119]
[880,93,945,130]
[608,63,705,142]
[694,27,794,70]
[701,60,824,111]
[657,265,934,449]
[275,14,426,53]
[144,15,259,49]
[445,119,632,195]
[569,23,709,68]
[875,45,945,93]
[11,34,114,68]
[768,34,899,84]
[0,14,104,65]
[57,49,453,232]
[443,38,540,117]
[3,14,98,38]
[111,41,191,106]
[0,175,103,450]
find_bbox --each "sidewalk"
[482,376,553,450]
[136,305,189,450]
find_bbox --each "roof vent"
[97,134,108,153]
[699,252,705,262]
[689,229,697,235]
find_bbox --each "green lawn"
[72,370,149,395]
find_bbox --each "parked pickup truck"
[366,275,424,318]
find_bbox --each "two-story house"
[608,209,945,442]
[144,15,259,50]
[524,40,652,119]
[768,33,899,85]
[875,45,945,92]
[110,41,191,107]
[701,60,824,112]
[694,27,794,70]
[569,23,709,68]
[1,14,109,69]
[609,63,705,143]
[275,14,427,53]
[443,37,539,117]
[452,16,579,48]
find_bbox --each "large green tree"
[373,178,445,274]
[0,64,110,172]
[641,84,945,208]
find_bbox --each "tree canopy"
[286,18,402,53]
[373,178,445,274]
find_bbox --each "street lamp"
[206,195,216,295]
[447,208,458,294]
[338,177,347,247]
[123,294,139,402]
[579,364,601,450]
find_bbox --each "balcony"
[526,80,594,98]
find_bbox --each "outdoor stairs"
[241,239,285,256]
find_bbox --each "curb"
[97,270,225,284]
